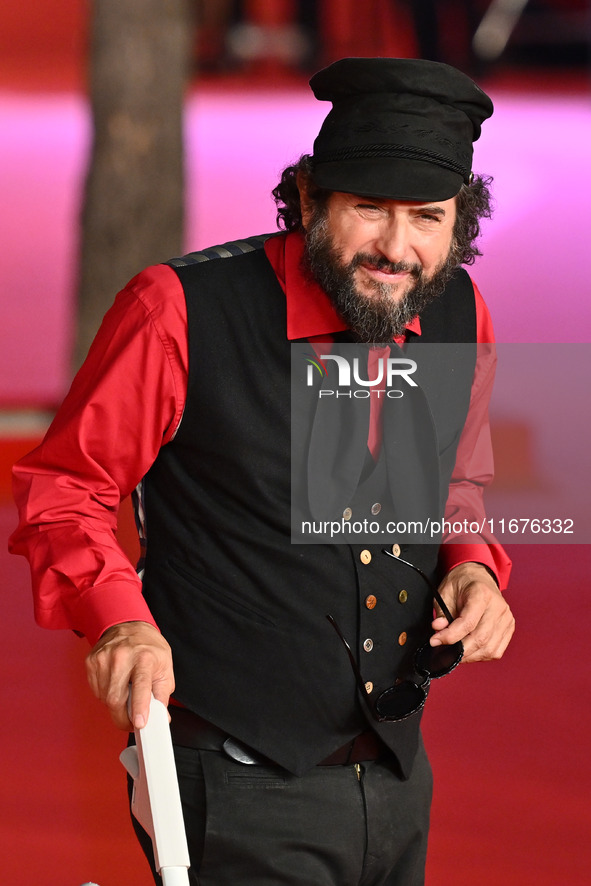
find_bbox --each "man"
[10,58,515,885]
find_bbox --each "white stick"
[120,695,191,884]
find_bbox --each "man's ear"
[296,171,315,231]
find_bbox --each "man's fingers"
[431,593,515,661]
[151,670,176,708]
[431,603,483,647]
[86,650,132,728]
[85,621,174,730]
[429,563,515,664]
[130,671,176,728]
[128,674,154,729]
[462,606,515,662]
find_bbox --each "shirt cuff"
[55,581,159,647]
[438,543,512,591]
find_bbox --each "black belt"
[168,705,387,766]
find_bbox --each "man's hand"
[430,562,515,663]
[85,621,174,730]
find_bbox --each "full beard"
[303,212,459,343]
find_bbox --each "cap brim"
[311,158,463,202]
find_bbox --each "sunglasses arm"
[382,549,455,625]
[326,614,375,699]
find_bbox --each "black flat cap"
[309,57,493,201]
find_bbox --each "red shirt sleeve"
[9,264,189,645]
[438,281,512,590]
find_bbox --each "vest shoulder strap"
[166,234,276,268]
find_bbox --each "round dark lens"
[375,681,427,720]
[415,640,463,678]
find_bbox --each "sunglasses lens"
[375,680,427,720]
[415,639,464,679]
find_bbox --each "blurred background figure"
[195,0,321,72]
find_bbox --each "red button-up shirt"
[10,232,511,646]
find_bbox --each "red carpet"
[424,543,591,885]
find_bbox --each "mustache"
[349,253,423,279]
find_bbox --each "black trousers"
[130,738,433,886]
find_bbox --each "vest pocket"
[168,555,279,628]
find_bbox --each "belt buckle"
[222,737,269,766]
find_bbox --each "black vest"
[141,237,476,777]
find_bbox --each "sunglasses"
[327,550,463,722]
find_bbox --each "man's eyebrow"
[351,195,448,216]
[415,205,447,216]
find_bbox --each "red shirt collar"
[264,231,422,342]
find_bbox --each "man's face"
[301,188,459,342]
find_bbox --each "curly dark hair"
[272,154,493,266]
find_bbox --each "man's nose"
[374,217,412,263]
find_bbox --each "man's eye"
[356,203,381,213]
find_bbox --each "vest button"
[398,589,408,604]
[391,544,401,557]
[365,594,377,610]
[360,549,372,565]
[370,502,381,515]
[343,507,352,520]
[398,632,408,646]
[364,681,374,694]
[363,638,374,652]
